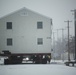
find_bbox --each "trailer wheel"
[4,59,10,65]
[42,58,47,64]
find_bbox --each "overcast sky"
[0,0,76,39]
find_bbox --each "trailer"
[0,7,52,64]
[0,51,51,64]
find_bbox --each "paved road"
[0,63,76,75]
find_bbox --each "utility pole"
[53,32,56,62]
[62,28,64,41]
[56,29,63,41]
[58,28,65,41]
[61,28,65,61]
[64,20,72,62]
[56,29,59,41]
[71,9,76,61]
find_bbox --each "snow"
[0,60,76,75]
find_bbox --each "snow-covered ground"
[0,60,76,75]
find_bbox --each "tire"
[42,59,47,64]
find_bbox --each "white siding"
[0,8,52,53]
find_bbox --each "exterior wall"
[0,8,52,53]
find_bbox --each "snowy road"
[0,63,76,75]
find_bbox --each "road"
[0,61,76,75]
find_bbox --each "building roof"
[0,7,52,20]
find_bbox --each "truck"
[0,7,52,64]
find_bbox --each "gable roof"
[0,7,52,20]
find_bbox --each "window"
[37,38,43,45]
[7,38,12,46]
[37,22,43,29]
[6,22,12,29]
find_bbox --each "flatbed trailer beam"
[0,53,51,56]
[0,53,51,64]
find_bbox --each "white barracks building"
[0,7,52,54]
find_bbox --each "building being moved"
[0,7,52,64]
